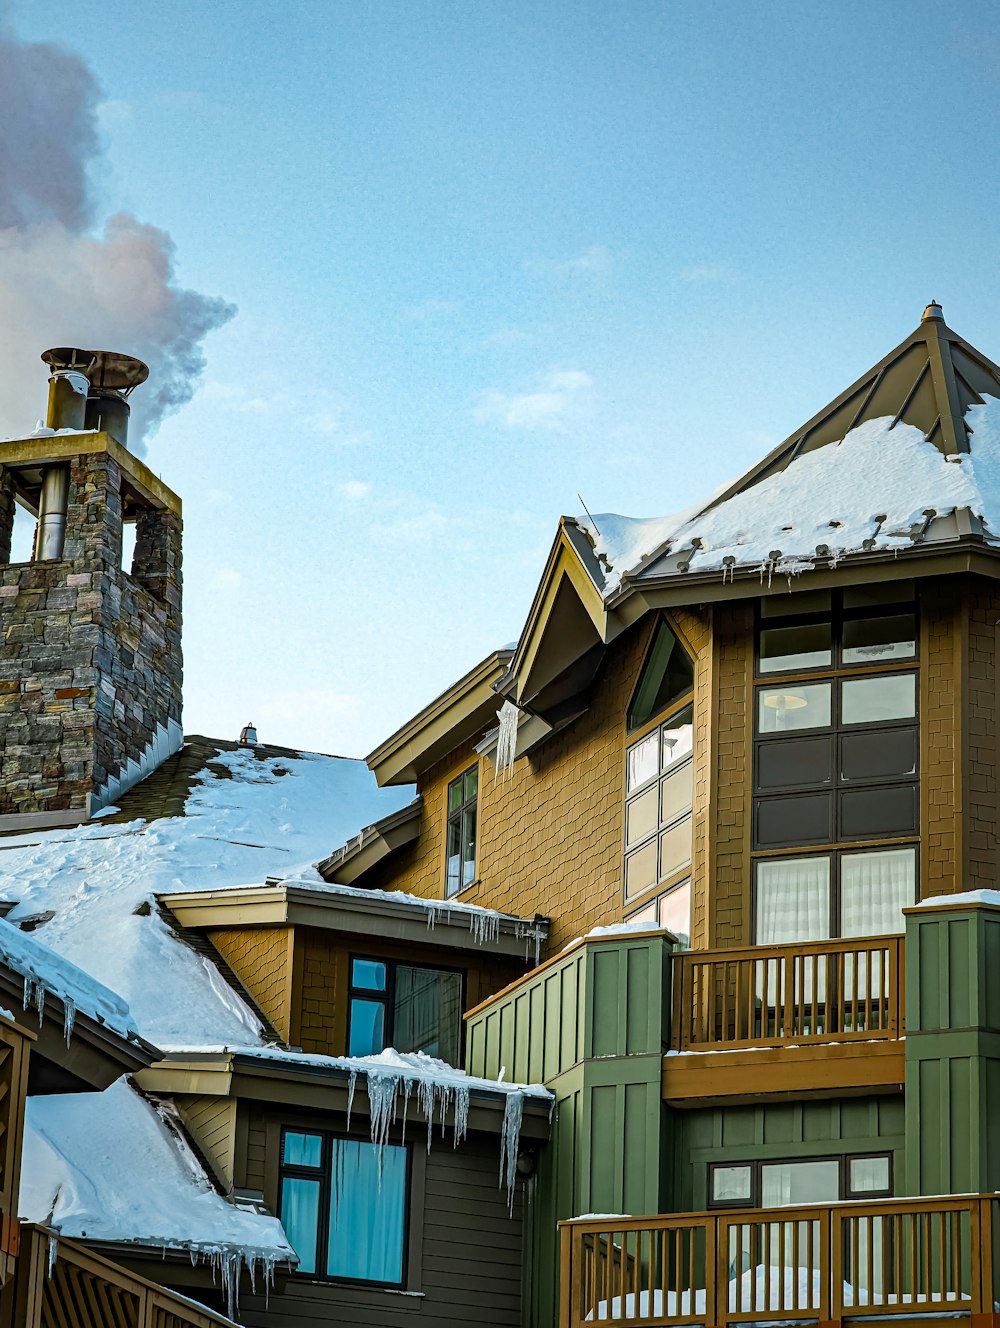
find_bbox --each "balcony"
[561,1195,997,1327]
[664,936,905,1103]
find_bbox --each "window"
[347,956,464,1066]
[752,586,918,941]
[279,1129,409,1285]
[625,878,691,945]
[446,766,478,897]
[624,622,695,911]
[709,1152,892,1208]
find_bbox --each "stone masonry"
[0,440,182,817]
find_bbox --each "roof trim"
[366,648,514,787]
[0,430,182,514]
[158,882,549,962]
[316,797,422,884]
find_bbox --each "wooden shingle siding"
[209,927,294,1042]
[235,1131,525,1327]
[962,578,1000,891]
[921,582,960,898]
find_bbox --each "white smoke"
[0,18,234,451]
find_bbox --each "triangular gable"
[708,302,1000,512]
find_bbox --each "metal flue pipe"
[45,369,90,432]
[34,465,70,561]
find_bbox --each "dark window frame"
[708,1151,893,1210]
[445,765,478,898]
[278,1125,412,1288]
[751,844,919,941]
[626,615,696,735]
[347,954,467,1064]
[755,588,918,680]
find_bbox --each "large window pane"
[759,622,832,673]
[351,959,387,992]
[840,848,914,937]
[662,703,694,767]
[755,792,833,849]
[628,621,694,732]
[712,1165,752,1203]
[760,589,832,619]
[394,966,462,1065]
[659,880,691,944]
[850,1156,891,1194]
[625,839,657,900]
[284,1132,323,1167]
[843,581,914,610]
[755,857,831,944]
[348,999,385,1057]
[758,683,831,734]
[839,785,918,840]
[840,728,917,782]
[327,1140,407,1283]
[461,806,477,887]
[660,761,693,825]
[841,673,915,725]
[761,1159,840,1206]
[281,1176,321,1275]
[627,733,658,791]
[842,613,916,665]
[756,735,834,791]
[660,815,692,879]
[625,785,657,847]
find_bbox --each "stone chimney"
[0,350,183,829]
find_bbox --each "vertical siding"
[963,580,1000,890]
[176,1097,237,1192]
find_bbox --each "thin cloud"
[527,245,612,281]
[476,369,594,432]
[340,480,371,500]
[678,263,733,284]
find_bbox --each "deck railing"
[560,1195,996,1326]
[671,935,904,1051]
[12,1225,238,1328]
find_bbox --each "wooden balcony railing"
[11,1225,238,1328]
[560,1195,997,1327]
[671,936,904,1051]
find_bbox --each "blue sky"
[7,0,1000,756]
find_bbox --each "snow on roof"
[579,397,1000,595]
[916,889,1000,908]
[0,918,140,1044]
[20,1079,294,1313]
[0,745,413,1047]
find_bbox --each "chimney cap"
[921,301,944,323]
[42,348,149,394]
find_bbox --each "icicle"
[22,975,31,1012]
[346,1070,358,1132]
[34,982,45,1023]
[62,996,75,1047]
[46,1233,58,1277]
[453,1085,470,1148]
[468,909,500,946]
[499,1090,525,1213]
[494,701,520,782]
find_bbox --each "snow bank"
[915,889,1000,908]
[0,746,413,1046]
[20,1079,295,1316]
[579,398,1000,594]
[0,918,139,1045]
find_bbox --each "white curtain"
[755,858,831,945]
[840,848,914,937]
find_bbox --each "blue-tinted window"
[279,1129,409,1286]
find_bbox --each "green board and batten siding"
[467,933,673,1328]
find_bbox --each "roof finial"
[921,300,944,323]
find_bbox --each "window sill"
[446,877,480,899]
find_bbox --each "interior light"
[762,692,809,711]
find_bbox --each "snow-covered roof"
[20,1079,294,1314]
[0,744,413,1047]
[573,309,1000,598]
[580,400,1000,595]
[0,917,142,1045]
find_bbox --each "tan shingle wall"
[364,608,712,955]
[963,580,1000,891]
[921,586,960,898]
[209,926,294,1041]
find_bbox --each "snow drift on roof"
[579,397,1000,593]
[20,1078,293,1257]
[0,918,139,1044]
[0,746,413,1047]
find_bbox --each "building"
[3,303,1000,1328]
